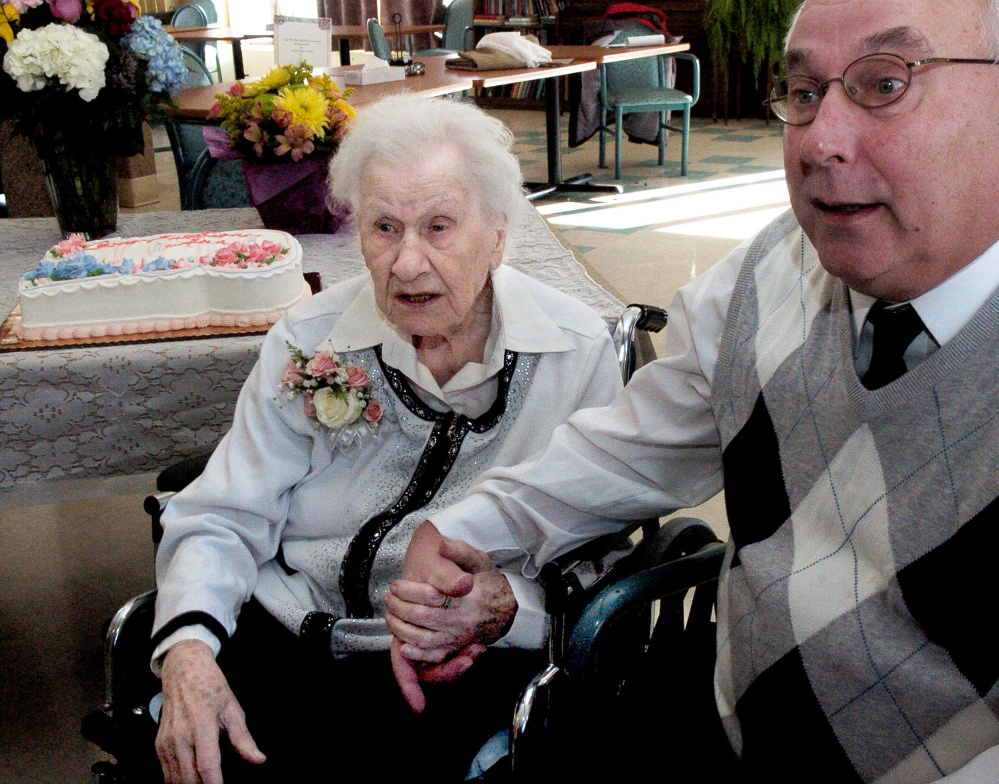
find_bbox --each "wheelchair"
[81,303,728,781]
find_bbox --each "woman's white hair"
[785,0,999,57]
[327,94,526,230]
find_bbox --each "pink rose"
[346,366,371,391]
[305,352,338,377]
[281,361,305,387]
[47,0,82,21]
[303,394,317,418]
[363,400,384,424]
[261,240,283,257]
[242,244,268,265]
[214,246,238,265]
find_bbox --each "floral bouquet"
[280,343,384,449]
[1,0,186,158]
[204,63,355,234]
[1,0,186,236]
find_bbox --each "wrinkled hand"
[156,640,266,784]
[387,522,518,712]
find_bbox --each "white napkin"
[363,56,390,70]
[476,32,552,68]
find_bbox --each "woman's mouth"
[397,293,439,305]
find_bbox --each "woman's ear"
[490,227,506,270]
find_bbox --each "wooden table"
[171,57,473,123]
[165,26,273,80]
[328,23,445,65]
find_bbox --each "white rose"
[313,387,363,428]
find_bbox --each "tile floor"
[1,107,784,783]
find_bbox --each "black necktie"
[861,301,926,390]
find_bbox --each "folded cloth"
[477,31,552,67]
[446,50,573,70]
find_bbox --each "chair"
[164,50,251,211]
[170,2,223,82]
[82,303,672,782]
[366,17,393,61]
[412,0,474,57]
[598,28,701,180]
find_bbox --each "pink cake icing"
[17,230,310,341]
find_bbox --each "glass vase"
[34,129,120,240]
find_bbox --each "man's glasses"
[765,52,999,125]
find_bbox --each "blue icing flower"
[54,252,92,280]
[24,259,56,281]
[143,255,175,272]
[119,258,136,274]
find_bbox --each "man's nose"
[391,232,429,281]
[796,81,862,168]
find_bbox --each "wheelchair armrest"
[566,539,726,681]
[509,661,560,773]
[156,450,213,492]
[614,303,668,385]
[102,589,158,710]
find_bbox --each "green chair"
[366,18,393,61]
[598,30,700,180]
[412,0,474,56]
[170,2,222,82]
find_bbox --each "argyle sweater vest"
[710,210,999,783]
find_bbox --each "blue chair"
[170,2,223,82]
[164,50,250,210]
[598,28,701,179]
[412,0,474,57]
[366,17,393,61]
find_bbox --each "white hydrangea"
[2,24,109,101]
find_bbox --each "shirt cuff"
[150,625,223,676]
[431,495,522,553]
[492,571,548,650]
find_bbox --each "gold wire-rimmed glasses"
[765,52,999,125]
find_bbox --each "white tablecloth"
[0,208,622,488]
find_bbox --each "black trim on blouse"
[338,348,519,618]
[151,611,229,651]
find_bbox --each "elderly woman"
[151,94,622,783]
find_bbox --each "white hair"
[785,0,999,57]
[327,94,526,231]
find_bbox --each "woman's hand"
[386,521,518,711]
[156,640,266,784]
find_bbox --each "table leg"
[339,37,351,66]
[524,74,622,201]
[232,41,246,80]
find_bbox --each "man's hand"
[156,639,266,784]
[386,522,518,712]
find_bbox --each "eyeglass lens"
[770,54,911,124]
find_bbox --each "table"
[0,208,622,489]
[327,23,445,65]
[172,57,473,123]
[466,43,691,198]
[165,26,273,80]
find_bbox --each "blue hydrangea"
[123,16,188,94]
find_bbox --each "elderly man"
[387,0,999,780]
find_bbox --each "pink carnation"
[214,246,238,266]
[10,0,45,11]
[363,400,384,424]
[261,240,283,256]
[346,366,371,391]
[303,394,317,418]
[53,234,86,257]
[305,352,338,376]
[282,361,305,386]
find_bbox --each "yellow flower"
[1,4,20,45]
[243,65,292,98]
[334,99,355,119]
[274,85,330,137]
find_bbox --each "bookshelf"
[474,0,562,109]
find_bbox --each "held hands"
[156,640,266,784]
[386,521,517,712]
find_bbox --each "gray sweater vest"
[710,209,999,782]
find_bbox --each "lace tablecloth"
[0,208,622,488]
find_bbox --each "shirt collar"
[315,266,574,398]
[849,237,999,345]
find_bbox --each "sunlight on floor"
[537,170,790,238]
